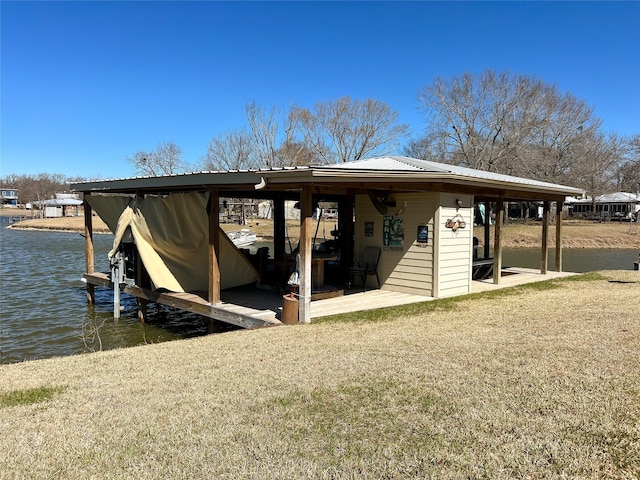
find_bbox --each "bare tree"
[616,134,640,193]
[126,141,189,176]
[522,90,601,184]
[275,140,318,167]
[245,101,279,168]
[403,134,446,162]
[273,110,324,167]
[201,128,255,171]
[291,96,409,163]
[417,71,534,171]
[415,70,603,187]
[572,132,624,199]
[1,173,69,205]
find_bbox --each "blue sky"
[2,1,639,179]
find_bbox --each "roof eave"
[260,169,583,197]
[71,171,263,193]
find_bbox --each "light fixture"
[456,198,463,210]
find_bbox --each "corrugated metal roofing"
[568,192,639,204]
[320,156,580,192]
[40,198,83,206]
[71,156,584,197]
[320,157,425,172]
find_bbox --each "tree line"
[3,70,639,202]
[405,70,639,198]
[127,71,639,198]
[0,173,87,206]
[126,97,410,174]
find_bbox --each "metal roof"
[71,156,584,199]
[566,192,639,204]
[317,156,583,192]
[40,198,84,207]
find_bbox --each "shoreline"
[4,210,640,249]
[8,224,639,249]
[6,225,112,234]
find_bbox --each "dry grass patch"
[10,214,640,249]
[0,271,638,479]
[9,215,110,233]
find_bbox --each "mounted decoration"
[417,224,429,246]
[383,215,404,249]
[445,213,467,232]
[368,190,396,215]
[364,221,374,237]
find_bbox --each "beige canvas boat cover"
[86,192,260,293]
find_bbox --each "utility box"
[45,206,62,218]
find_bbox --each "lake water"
[1,217,638,364]
[0,217,236,364]
[502,248,639,272]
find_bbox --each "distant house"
[39,193,83,217]
[1,188,18,207]
[565,192,640,220]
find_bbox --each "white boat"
[227,229,257,247]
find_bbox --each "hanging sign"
[417,224,428,245]
[364,221,374,237]
[383,215,404,249]
[445,214,467,232]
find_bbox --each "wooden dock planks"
[83,272,280,328]
[310,289,433,318]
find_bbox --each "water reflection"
[502,248,638,272]
[0,218,218,364]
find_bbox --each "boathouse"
[71,156,583,326]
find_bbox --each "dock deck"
[85,267,578,328]
[84,273,281,328]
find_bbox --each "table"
[311,253,337,290]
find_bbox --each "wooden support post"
[492,200,504,284]
[137,298,148,323]
[208,188,221,304]
[298,186,313,324]
[83,195,95,304]
[274,197,285,262]
[541,201,550,274]
[555,199,563,272]
[484,201,491,259]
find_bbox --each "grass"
[0,386,65,408]
[0,270,638,479]
[316,272,608,325]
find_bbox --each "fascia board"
[261,169,583,196]
[71,171,262,192]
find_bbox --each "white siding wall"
[435,193,474,297]
[354,192,436,296]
